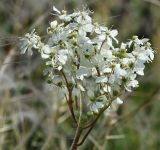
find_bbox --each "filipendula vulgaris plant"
[20,6,154,150]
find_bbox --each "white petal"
[96,76,108,83]
[115,97,123,104]
[57,55,67,64]
[59,15,71,22]
[115,64,127,77]
[83,24,93,32]
[41,53,50,59]
[110,29,118,37]
[42,45,51,54]
[150,52,154,60]
[98,34,106,41]
[53,6,61,14]
[50,20,57,28]
[84,15,92,23]
[121,43,127,49]
[76,16,83,23]
[78,28,86,37]
[95,28,101,34]
[107,37,113,48]
[137,69,144,76]
[102,67,112,73]
[102,50,113,59]
[128,41,133,47]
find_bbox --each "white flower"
[41,45,51,59]
[125,79,139,92]
[71,12,94,37]
[133,36,143,45]
[21,29,41,55]
[78,23,93,37]
[134,60,145,76]
[75,12,92,23]
[114,64,127,77]
[57,50,68,65]
[109,29,118,43]
[125,74,139,91]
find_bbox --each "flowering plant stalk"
[20,6,154,150]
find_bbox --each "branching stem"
[77,99,113,146]
[60,70,77,125]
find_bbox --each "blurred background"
[0,0,160,150]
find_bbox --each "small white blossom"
[41,45,51,59]
[114,64,127,77]
[57,50,68,65]
[21,29,41,55]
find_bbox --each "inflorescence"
[21,6,154,115]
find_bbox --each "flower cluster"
[20,6,154,115]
